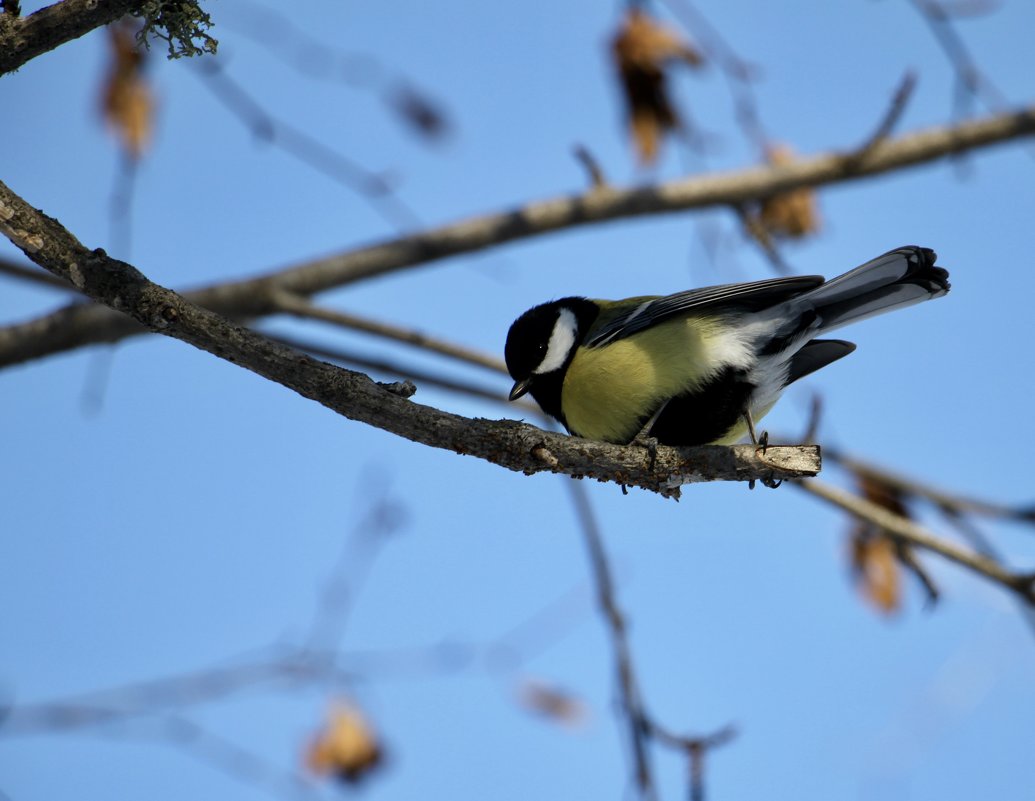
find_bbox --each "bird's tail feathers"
[804,246,950,333]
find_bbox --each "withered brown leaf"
[848,475,912,614]
[100,22,153,159]
[305,701,384,784]
[611,9,703,164]
[755,144,821,238]
[517,678,588,728]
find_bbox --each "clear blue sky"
[2,1,1034,800]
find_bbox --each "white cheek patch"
[534,308,578,374]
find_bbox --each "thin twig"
[221,0,451,142]
[573,145,608,189]
[115,715,324,801]
[826,448,1035,524]
[849,71,918,163]
[194,60,421,231]
[794,479,1034,601]
[3,105,1034,368]
[0,654,353,735]
[269,289,506,374]
[565,478,656,800]
[647,722,738,801]
[0,257,72,290]
[732,202,793,275]
[265,331,514,407]
[659,0,769,152]
[304,489,408,654]
[907,0,1011,118]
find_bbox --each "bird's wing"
[584,275,824,348]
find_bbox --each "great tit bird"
[505,245,949,446]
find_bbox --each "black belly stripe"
[646,367,755,446]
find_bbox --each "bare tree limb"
[825,448,1035,524]
[793,479,1034,601]
[2,105,1033,369]
[0,177,818,492]
[0,0,144,76]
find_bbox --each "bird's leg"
[743,407,781,489]
[743,407,766,452]
[628,401,670,472]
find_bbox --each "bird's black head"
[504,298,599,424]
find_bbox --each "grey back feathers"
[584,275,823,348]
[585,245,948,349]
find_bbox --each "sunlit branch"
[1,106,1033,368]
[0,177,819,492]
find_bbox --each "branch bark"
[2,105,1033,369]
[0,177,819,493]
[0,0,144,76]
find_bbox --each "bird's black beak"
[509,378,531,401]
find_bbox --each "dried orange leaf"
[846,474,913,614]
[613,9,703,70]
[850,530,901,613]
[611,9,703,164]
[100,22,153,159]
[517,678,588,728]
[754,144,821,238]
[305,702,383,784]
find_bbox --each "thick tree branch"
[0,178,818,492]
[2,106,1033,369]
[0,0,143,76]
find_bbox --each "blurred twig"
[194,59,421,231]
[222,0,452,142]
[658,0,769,151]
[264,331,513,407]
[825,448,1035,524]
[114,715,325,801]
[907,0,1010,118]
[573,145,609,189]
[794,479,1035,602]
[566,477,735,799]
[269,289,506,374]
[648,722,738,801]
[848,71,918,165]
[304,487,408,654]
[0,654,353,735]
[0,257,72,291]
[565,478,656,800]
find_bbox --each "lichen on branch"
[133,0,216,58]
